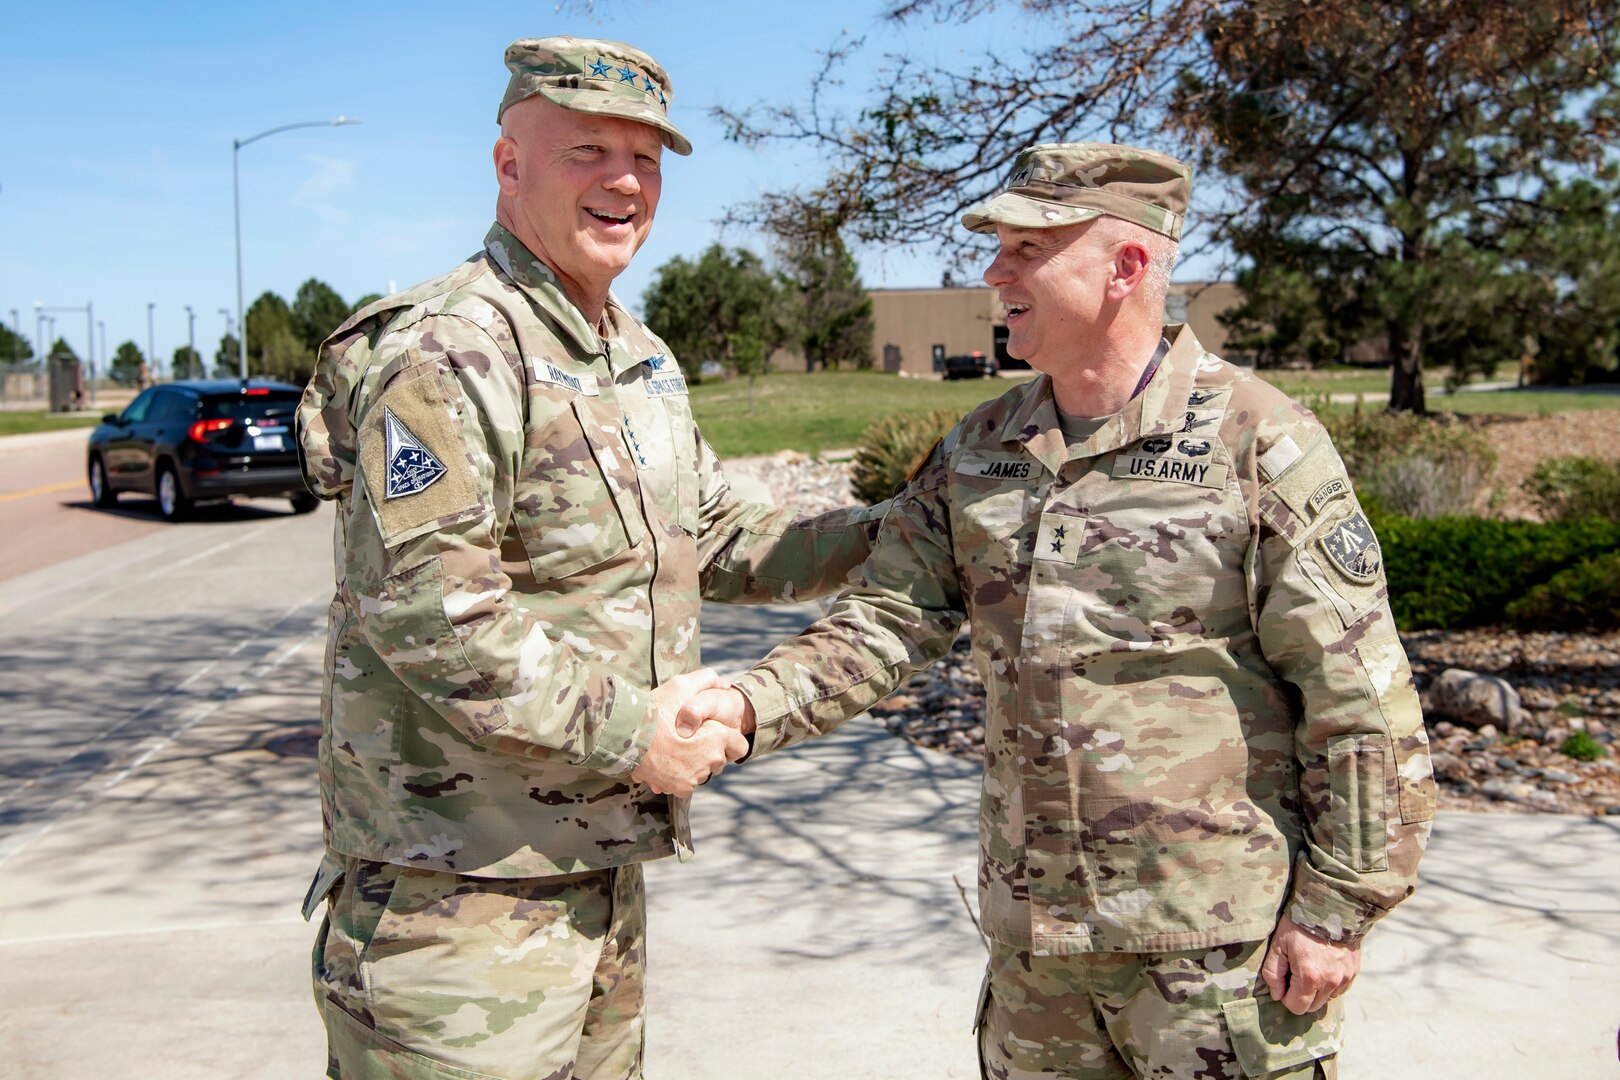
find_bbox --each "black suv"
[87,379,318,522]
[943,351,999,380]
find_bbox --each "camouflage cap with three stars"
[962,142,1191,239]
[499,36,692,156]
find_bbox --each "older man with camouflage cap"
[687,143,1435,1078]
[294,36,886,1080]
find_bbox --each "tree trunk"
[1387,317,1426,414]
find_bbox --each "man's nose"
[983,252,1012,288]
[603,156,641,194]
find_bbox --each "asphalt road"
[0,428,335,864]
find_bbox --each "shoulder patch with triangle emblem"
[383,406,448,499]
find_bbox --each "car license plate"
[254,434,284,451]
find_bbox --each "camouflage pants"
[309,855,645,1079]
[976,938,1341,1079]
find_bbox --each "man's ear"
[1109,240,1151,301]
[493,136,520,196]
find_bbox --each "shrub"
[1526,455,1620,523]
[1504,550,1620,630]
[1560,731,1607,762]
[851,408,962,504]
[1322,404,1496,517]
[1371,513,1620,630]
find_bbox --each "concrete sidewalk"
[1,597,1617,1076]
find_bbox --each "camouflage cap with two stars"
[499,36,692,156]
[961,142,1191,240]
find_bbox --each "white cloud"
[291,154,354,202]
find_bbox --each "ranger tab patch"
[1319,511,1381,582]
[383,407,448,499]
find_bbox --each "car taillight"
[244,387,270,396]
[189,418,233,442]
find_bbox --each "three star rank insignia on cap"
[383,407,448,499]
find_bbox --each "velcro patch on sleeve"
[1264,434,1352,526]
[358,366,487,547]
[1257,435,1302,482]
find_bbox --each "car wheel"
[289,492,320,515]
[88,455,118,508]
[156,464,192,523]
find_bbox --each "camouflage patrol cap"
[962,143,1191,240]
[500,36,692,156]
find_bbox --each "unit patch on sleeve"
[1319,511,1382,583]
[357,366,488,548]
[383,407,448,498]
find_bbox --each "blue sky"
[0,1,1152,369]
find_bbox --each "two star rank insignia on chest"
[382,407,448,499]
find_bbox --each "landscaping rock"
[1430,668,1531,732]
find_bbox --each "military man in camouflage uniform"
[294,36,885,1080]
[687,144,1436,1078]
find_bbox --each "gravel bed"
[725,431,1620,817]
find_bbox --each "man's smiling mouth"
[588,210,633,225]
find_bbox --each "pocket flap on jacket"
[1221,995,1342,1076]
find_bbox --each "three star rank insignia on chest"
[382,407,448,499]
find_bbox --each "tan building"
[769,280,1249,375]
[1165,281,1246,361]
[854,281,1248,377]
[866,286,1009,376]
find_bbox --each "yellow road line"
[0,479,81,504]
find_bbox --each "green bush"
[1322,404,1496,517]
[1526,455,1620,522]
[1560,731,1607,762]
[1371,512,1620,630]
[1504,550,1620,630]
[851,408,962,504]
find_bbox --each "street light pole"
[4,308,16,405]
[219,308,236,373]
[185,305,196,378]
[85,301,94,406]
[147,302,156,381]
[234,115,361,379]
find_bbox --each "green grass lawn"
[1257,361,1518,401]
[691,367,1619,457]
[0,410,102,437]
[1431,388,1620,415]
[690,370,1021,457]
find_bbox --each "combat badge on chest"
[1112,386,1232,490]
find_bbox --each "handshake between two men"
[629,669,758,797]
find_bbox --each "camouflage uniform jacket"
[732,325,1435,956]
[296,224,884,879]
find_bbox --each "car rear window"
[200,391,301,422]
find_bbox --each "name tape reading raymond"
[530,360,601,396]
